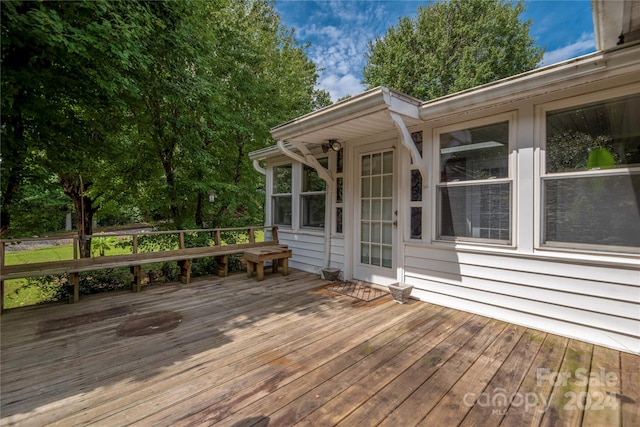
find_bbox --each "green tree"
[362,0,543,100]
[1,0,157,253]
[129,0,327,229]
[203,0,329,228]
[311,89,333,111]
[1,0,325,246]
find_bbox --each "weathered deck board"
[257,306,455,427]
[540,339,593,427]
[375,318,505,427]
[112,296,415,425]
[293,309,474,426]
[417,324,527,426]
[582,345,621,427]
[1,269,638,427]
[499,333,570,427]
[458,328,547,426]
[168,302,431,426]
[620,351,640,427]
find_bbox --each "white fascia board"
[419,43,640,122]
[249,145,282,161]
[270,87,390,142]
[270,86,421,142]
[251,87,421,161]
[592,0,625,50]
[383,89,422,119]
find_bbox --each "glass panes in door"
[360,151,393,268]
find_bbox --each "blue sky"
[274,0,596,101]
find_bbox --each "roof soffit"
[418,43,640,122]
[269,87,422,146]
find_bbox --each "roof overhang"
[418,41,640,122]
[251,87,422,161]
[593,0,640,50]
[251,1,640,162]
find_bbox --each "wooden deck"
[1,269,638,426]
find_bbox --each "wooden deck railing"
[0,226,280,311]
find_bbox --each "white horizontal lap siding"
[409,246,639,285]
[404,256,639,304]
[410,286,639,354]
[403,245,640,353]
[406,272,638,335]
[330,237,345,269]
[278,230,326,274]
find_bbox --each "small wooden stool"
[243,245,292,281]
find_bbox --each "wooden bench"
[243,245,292,281]
[1,226,283,311]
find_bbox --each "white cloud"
[318,73,365,101]
[279,1,597,101]
[291,1,400,101]
[540,32,596,66]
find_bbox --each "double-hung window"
[301,158,327,228]
[437,119,512,244]
[542,92,640,251]
[272,164,292,226]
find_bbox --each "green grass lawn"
[5,245,76,265]
[3,243,133,309]
[2,230,265,309]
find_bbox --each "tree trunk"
[0,168,21,237]
[59,174,95,258]
[195,193,205,228]
[233,134,245,185]
[1,110,27,237]
[160,149,182,227]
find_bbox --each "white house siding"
[403,245,639,353]
[328,236,345,271]
[255,46,640,355]
[399,48,640,355]
[276,230,345,276]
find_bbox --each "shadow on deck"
[1,269,638,426]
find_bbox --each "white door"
[353,146,398,285]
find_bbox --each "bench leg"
[272,259,280,274]
[131,265,142,292]
[256,261,265,281]
[281,258,289,276]
[70,273,79,304]
[246,260,255,278]
[1,279,4,314]
[216,255,228,277]
[179,260,191,284]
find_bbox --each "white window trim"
[432,111,518,247]
[270,161,293,228]
[536,83,640,178]
[535,84,640,254]
[300,157,328,230]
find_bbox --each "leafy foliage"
[546,132,615,173]
[362,0,544,100]
[91,233,118,257]
[1,0,328,240]
[23,269,131,303]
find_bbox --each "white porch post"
[388,111,429,285]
